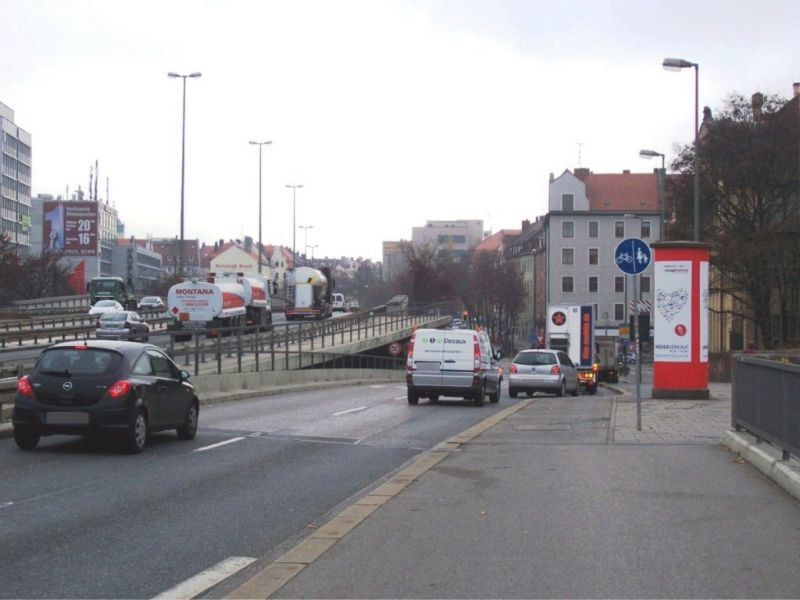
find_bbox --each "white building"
[1,101,32,250]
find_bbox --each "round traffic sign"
[388,342,402,356]
[614,238,652,275]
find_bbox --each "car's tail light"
[550,365,561,375]
[108,380,132,399]
[592,362,600,372]
[17,376,34,397]
[406,335,415,373]
[509,364,518,374]
[473,335,481,371]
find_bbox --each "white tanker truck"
[167,272,272,339]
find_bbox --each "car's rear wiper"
[39,369,72,378]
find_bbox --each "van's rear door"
[440,330,475,390]
[411,331,444,387]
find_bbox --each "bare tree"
[670,93,800,348]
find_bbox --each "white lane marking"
[0,502,14,510]
[369,384,386,389]
[393,396,407,400]
[332,406,368,417]
[153,556,256,599]
[193,437,246,453]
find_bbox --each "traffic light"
[463,310,469,320]
[638,314,651,344]
[629,314,651,343]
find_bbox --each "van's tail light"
[17,376,34,397]
[550,365,561,375]
[509,364,518,374]
[473,335,481,371]
[406,336,415,373]
[108,380,132,399]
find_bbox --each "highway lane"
[0,382,524,599]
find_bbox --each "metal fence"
[732,352,800,461]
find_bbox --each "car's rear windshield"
[514,352,556,365]
[100,312,127,322]
[36,348,122,376]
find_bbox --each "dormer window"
[561,193,574,212]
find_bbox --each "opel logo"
[62,382,73,391]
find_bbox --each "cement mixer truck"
[285,266,334,321]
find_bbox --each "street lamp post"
[308,244,318,267]
[285,184,304,270]
[168,71,202,278]
[299,225,314,263]
[663,57,700,241]
[639,149,666,241]
[249,140,272,273]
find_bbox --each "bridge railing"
[732,351,800,461]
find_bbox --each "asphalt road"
[0,381,527,599]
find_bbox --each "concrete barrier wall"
[190,368,405,395]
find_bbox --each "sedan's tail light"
[17,376,34,397]
[108,380,132,399]
[509,364,518,374]
[550,365,561,375]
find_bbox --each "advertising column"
[651,241,711,399]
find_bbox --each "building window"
[615,276,625,293]
[562,248,574,265]
[615,221,624,237]
[641,220,651,238]
[588,248,598,265]
[562,276,574,293]
[614,303,625,321]
[589,276,598,293]
[562,221,574,238]
[589,221,598,238]
[562,194,574,211]
[641,276,651,293]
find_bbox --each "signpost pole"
[634,274,642,431]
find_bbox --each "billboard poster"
[43,201,98,256]
[700,260,709,363]
[654,261,692,362]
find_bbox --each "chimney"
[622,169,630,175]
[794,82,800,97]
[574,168,590,179]
[549,172,555,182]
[244,236,252,252]
[521,219,531,232]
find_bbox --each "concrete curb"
[227,398,536,599]
[723,430,800,502]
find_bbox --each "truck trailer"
[285,266,334,320]
[545,304,598,394]
[167,272,272,339]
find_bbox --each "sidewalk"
[228,378,800,599]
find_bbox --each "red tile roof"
[583,173,659,212]
[474,229,522,253]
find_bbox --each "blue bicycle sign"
[614,238,651,275]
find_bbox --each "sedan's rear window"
[100,313,127,322]
[514,352,557,365]
[37,348,122,375]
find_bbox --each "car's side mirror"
[494,351,502,360]
[179,369,191,381]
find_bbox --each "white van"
[331,293,347,312]
[406,328,502,406]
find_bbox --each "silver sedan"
[508,349,580,398]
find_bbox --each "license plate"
[47,412,89,425]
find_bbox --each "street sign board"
[614,238,652,275]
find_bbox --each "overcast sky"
[3,0,797,261]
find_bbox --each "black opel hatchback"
[13,340,199,453]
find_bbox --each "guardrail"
[732,352,800,461]
[0,312,173,348]
[11,294,90,310]
[167,308,437,376]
